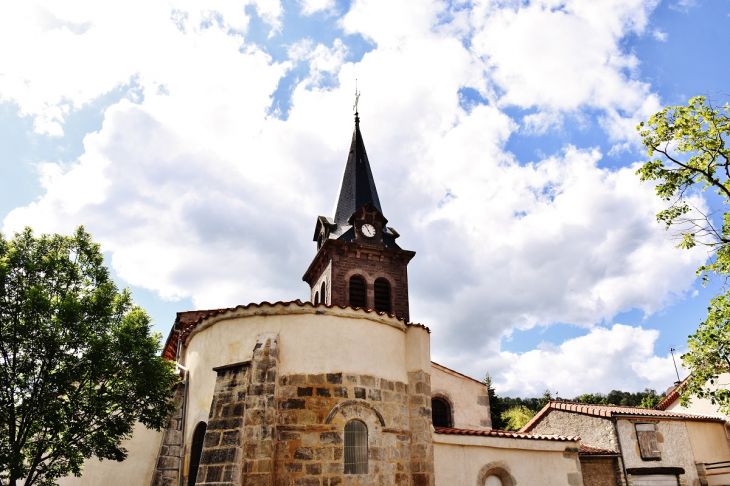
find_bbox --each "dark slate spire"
[333,114,383,226]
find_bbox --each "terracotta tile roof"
[162,300,430,360]
[431,362,488,387]
[434,426,579,442]
[579,444,619,456]
[521,400,725,433]
[655,374,690,410]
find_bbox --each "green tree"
[681,293,730,413]
[639,390,662,409]
[500,405,536,431]
[483,373,506,430]
[0,227,178,486]
[576,393,606,405]
[637,95,730,413]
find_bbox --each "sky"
[1,0,728,398]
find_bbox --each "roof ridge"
[431,361,488,387]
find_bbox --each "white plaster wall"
[665,373,730,419]
[431,363,491,430]
[434,433,583,486]
[616,419,699,484]
[685,421,730,485]
[56,422,161,486]
[181,305,427,446]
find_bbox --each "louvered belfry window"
[188,422,207,486]
[636,423,661,460]
[344,420,368,474]
[349,275,367,308]
[374,278,391,313]
[431,397,452,428]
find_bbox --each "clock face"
[361,223,376,238]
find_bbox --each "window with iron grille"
[188,422,207,486]
[374,278,391,313]
[349,275,367,308]
[431,397,452,428]
[344,420,368,474]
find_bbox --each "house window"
[344,420,368,474]
[636,423,661,460]
[374,278,391,313]
[432,397,452,428]
[349,275,367,308]
[320,281,327,305]
[314,291,319,306]
[188,422,207,486]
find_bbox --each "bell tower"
[302,112,416,321]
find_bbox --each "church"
[58,113,586,486]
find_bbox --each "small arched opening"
[373,278,391,313]
[188,422,207,486]
[320,281,327,305]
[344,420,368,474]
[485,477,504,486]
[431,396,453,428]
[314,291,320,306]
[349,275,367,308]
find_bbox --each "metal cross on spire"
[353,80,360,116]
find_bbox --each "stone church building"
[59,114,585,486]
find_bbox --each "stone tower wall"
[273,370,433,486]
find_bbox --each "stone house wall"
[529,410,619,452]
[580,457,621,486]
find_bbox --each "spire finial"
[353,80,360,124]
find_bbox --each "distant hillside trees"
[484,374,664,431]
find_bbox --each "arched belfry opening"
[302,113,415,321]
[349,275,367,308]
[374,278,391,313]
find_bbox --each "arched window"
[344,420,368,474]
[431,397,452,428]
[349,275,367,309]
[373,278,391,313]
[485,476,503,486]
[188,422,207,486]
[320,281,327,305]
[314,291,319,306]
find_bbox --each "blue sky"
[1,0,728,397]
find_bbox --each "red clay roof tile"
[434,426,579,442]
[580,444,618,455]
[521,400,724,433]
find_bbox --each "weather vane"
[353,80,360,115]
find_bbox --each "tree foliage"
[0,227,178,486]
[680,292,730,414]
[500,406,536,431]
[637,95,730,413]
